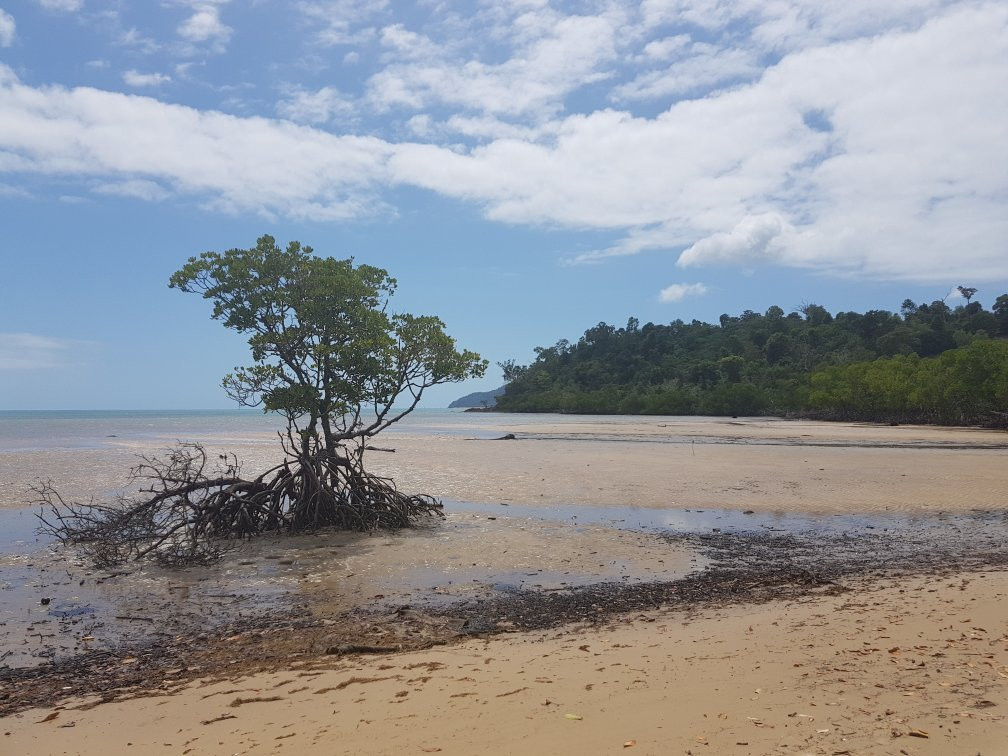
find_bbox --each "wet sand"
[371,435,1008,515]
[5,571,1006,755]
[0,511,699,669]
[2,415,1007,752]
[3,416,1007,513]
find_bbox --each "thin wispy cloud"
[0,333,85,370]
[122,69,171,87]
[94,179,171,201]
[297,0,388,47]
[115,27,161,55]
[0,182,34,199]
[0,9,15,47]
[36,0,83,11]
[613,43,760,101]
[367,9,621,121]
[276,85,355,125]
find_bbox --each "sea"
[0,407,501,453]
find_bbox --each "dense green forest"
[496,292,1008,426]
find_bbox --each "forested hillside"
[448,386,505,408]
[496,293,1008,426]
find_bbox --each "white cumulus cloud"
[0,2,1006,285]
[677,213,794,267]
[658,283,709,302]
[178,2,232,46]
[390,3,1008,282]
[0,64,393,221]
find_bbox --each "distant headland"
[448,386,505,409]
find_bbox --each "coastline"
[2,415,1006,753]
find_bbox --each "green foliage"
[497,358,527,382]
[170,235,486,454]
[764,332,792,364]
[497,293,1008,425]
[994,295,1008,336]
[809,340,1008,424]
[717,355,745,383]
[957,285,978,303]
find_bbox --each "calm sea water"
[0,407,518,452]
[0,409,277,452]
[0,408,775,454]
[0,407,766,453]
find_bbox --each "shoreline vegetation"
[491,294,1008,427]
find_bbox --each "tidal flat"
[1,413,1006,754]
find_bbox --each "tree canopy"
[169,235,486,458]
[496,292,1008,425]
[40,236,486,566]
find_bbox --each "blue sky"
[1,0,1006,409]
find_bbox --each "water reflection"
[0,506,696,669]
[3,502,1006,670]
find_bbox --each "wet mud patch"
[0,508,696,671]
[444,520,1008,635]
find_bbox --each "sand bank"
[373,417,1008,515]
[3,417,1006,513]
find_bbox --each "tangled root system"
[35,442,442,567]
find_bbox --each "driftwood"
[35,442,441,568]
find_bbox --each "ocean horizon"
[0,407,482,453]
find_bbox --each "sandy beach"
[369,420,1008,515]
[2,415,1007,754]
[5,571,1007,755]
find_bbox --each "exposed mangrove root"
[35,442,442,568]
